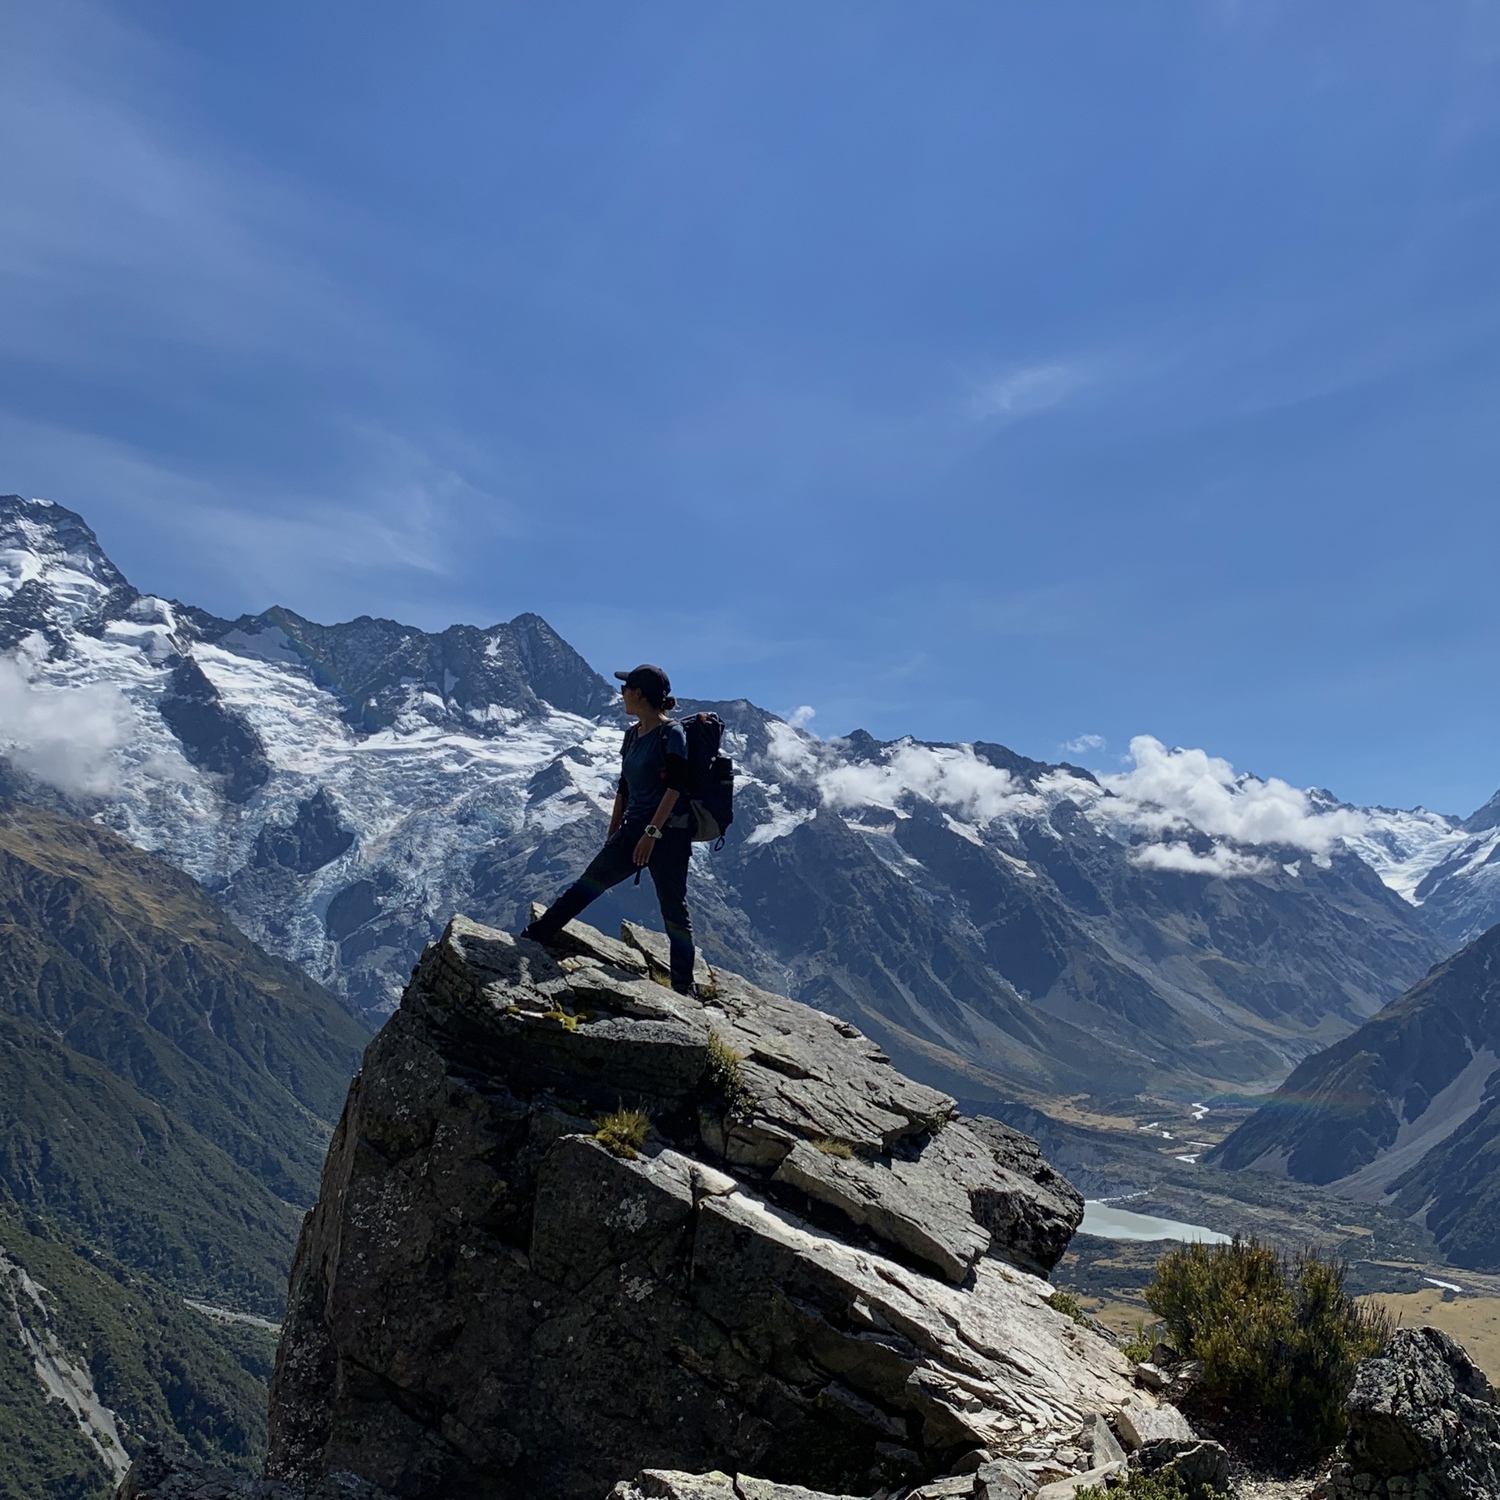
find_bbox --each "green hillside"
[1,1209,277,1500]
[0,802,370,1493]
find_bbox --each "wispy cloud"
[1062,732,1105,755]
[967,361,1094,423]
[0,413,515,618]
[786,704,817,730]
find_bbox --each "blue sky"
[3,2,1499,813]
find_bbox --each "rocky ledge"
[239,911,1167,1500]
[1317,1327,1500,1500]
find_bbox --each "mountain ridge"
[2,492,1494,1106]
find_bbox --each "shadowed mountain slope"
[0,803,369,1496]
[1212,922,1500,1270]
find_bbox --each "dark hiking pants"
[529,823,695,991]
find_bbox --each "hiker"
[523,663,698,993]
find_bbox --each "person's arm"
[633,788,680,866]
[607,783,627,839]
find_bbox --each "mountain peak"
[0,494,135,645]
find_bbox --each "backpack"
[681,713,735,846]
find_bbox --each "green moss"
[594,1108,651,1159]
[542,1008,579,1031]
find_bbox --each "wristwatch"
[644,824,663,840]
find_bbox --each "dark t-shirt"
[619,721,690,825]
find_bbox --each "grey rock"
[1329,1327,1500,1500]
[1133,1362,1168,1392]
[623,919,719,991]
[773,1139,991,1284]
[974,1457,1040,1500]
[949,1450,994,1475]
[1083,1413,1125,1467]
[609,1474,738,1500]
[908,1477,983,1500]
[958,1117,1085,1276]
[1112,1394,1195,1450]
[530,903,649,973]
[266,916,1134,1500]
[1132,1437,1231,1494]
[1033,1466,1121,1500]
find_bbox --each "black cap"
[614,664,671,703]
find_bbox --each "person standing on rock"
[522,664,698,993]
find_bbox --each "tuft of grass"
[541,1007,579,1031]
[1046,1290,1092,1329]
[1145,1237,1391,1454]
[812,1137,854,1159]
[705,1032,749,1108]
[594,1108,650,1159]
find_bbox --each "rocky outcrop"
[263,913,1140,1500]
[1319,1328,1500,1499]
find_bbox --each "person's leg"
[648,831,696,993]
[525,829,638,940]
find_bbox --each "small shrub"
[1077,1470,1191,1500]
[706,1032,749,1108]
[1046,1290,1092,1329]
[1119,1316,1156,1363]
[812,1137,855,1159]
[594,1108,650,1159]
[1145,1237,1391,1453]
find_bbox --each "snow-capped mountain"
[2,493,1491,1106]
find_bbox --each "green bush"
[1144,1237,1390,1451]
[1077,1469,1191,1500]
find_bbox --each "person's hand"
[633,834,655,867]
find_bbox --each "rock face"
[265,914,1135,1500]
[1321,1327,1500,1500]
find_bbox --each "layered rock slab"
[266,915,1126,1500]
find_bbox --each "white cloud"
[0,654,135,794]
[1063,733,1105,755]
[816,741,1042,826]
[787,704,817,730]
[1130,842,1275,878]
[1099,735,1368,857]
